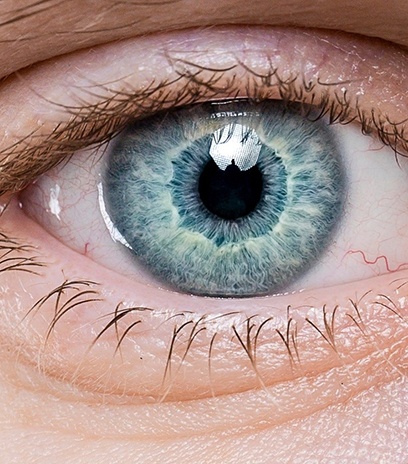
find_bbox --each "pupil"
[198,158,263,220]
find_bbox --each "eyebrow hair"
[0,0,181,52]
[0,0,187,81]
[0,0,55,27]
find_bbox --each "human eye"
[0,26,407,457]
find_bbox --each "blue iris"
[104,100,344,296]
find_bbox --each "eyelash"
[2,51,408,399]
[1,57,407,197]
[15,264,406,400]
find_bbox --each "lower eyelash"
[0,218,405,401]
[25,279,102,343]
[0,231,44,275]
[15,255,406,401]
[97,293,406,401]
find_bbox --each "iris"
[104,100,344,297]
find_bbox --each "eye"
[19,92,408,298]
[22,98,348,297]
[0,27,407,429]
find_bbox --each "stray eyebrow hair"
[0,58,407,197]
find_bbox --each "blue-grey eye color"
[104,100,344,297]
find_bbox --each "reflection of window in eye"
[0,5,407,463]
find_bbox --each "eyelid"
[0,26,407,195]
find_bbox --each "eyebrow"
[3,0,181,25]
[0,0,185,78]
[0,0,185,39]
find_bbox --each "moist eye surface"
[103,100,344,297]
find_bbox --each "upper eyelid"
[0,27,407,196]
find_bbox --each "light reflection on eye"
[0,28,407,409]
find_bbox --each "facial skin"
[0,1,407,463]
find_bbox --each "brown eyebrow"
[0,0,184,79]
[2,0,182,31]
[2,0,181,27]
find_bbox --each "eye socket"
[0,27,407,407]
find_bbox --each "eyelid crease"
[0,27,407,196]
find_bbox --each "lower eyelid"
[0,197,406,417]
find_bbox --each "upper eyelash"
[0,57,407,197]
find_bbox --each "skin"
[0,0,407,463]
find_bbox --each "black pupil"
[199,158,263,220]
